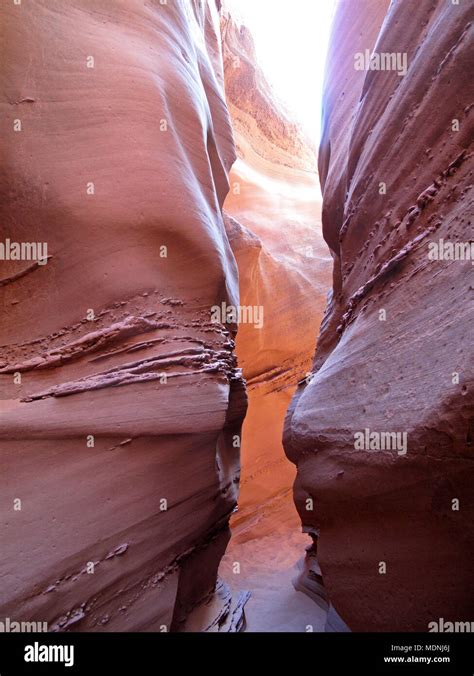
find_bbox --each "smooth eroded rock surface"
[285,0,474,631]
[0,0,246,631]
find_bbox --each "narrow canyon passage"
[219,160,331,631]
[1,0,472,646]
[184,4,333,631]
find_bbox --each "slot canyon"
[0,0,473,639]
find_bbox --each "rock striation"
[0,0,246,631]
[284,0,474,631]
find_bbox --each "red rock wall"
[0,0,246,631]
[284,0,474,631]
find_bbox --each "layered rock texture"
[4,0,467,636]
[0,0,246,631]
[284,0,474,631]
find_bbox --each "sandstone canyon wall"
[284,0,474,631]
[3,0,471,637]
[0,0,246,631]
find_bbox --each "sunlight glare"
[225,0,337,144]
